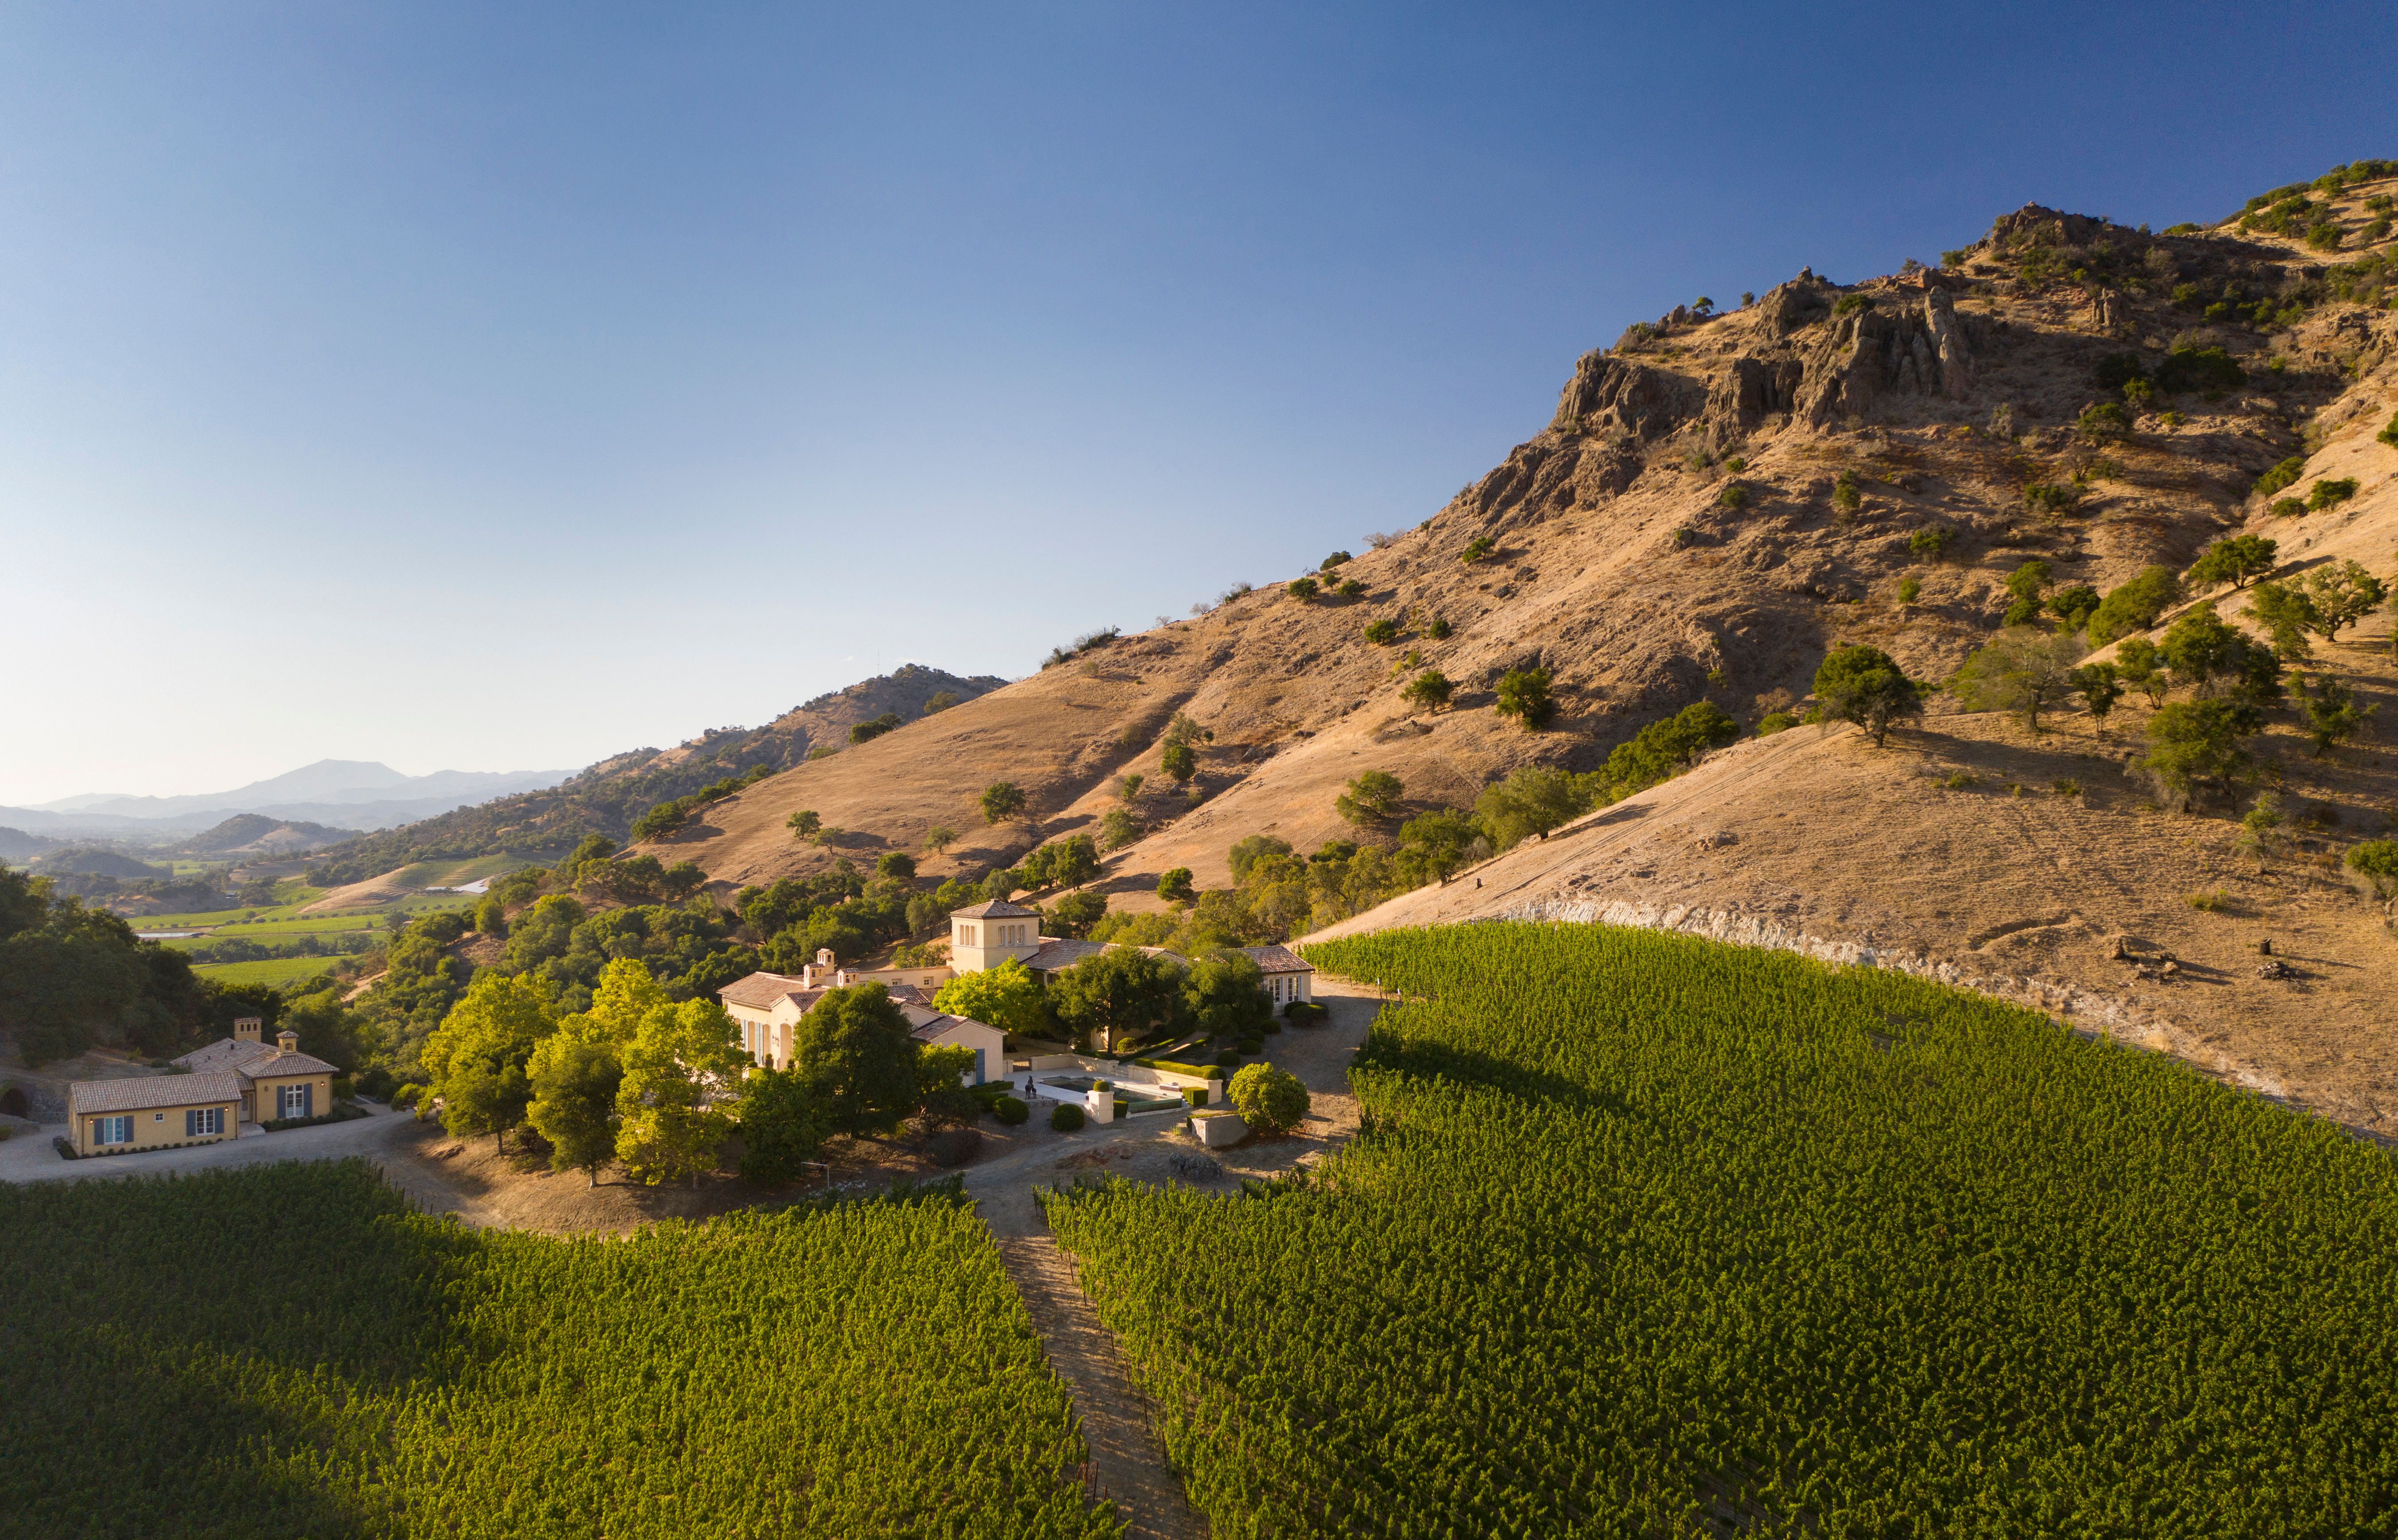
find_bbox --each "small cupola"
[274,1029,299,1058]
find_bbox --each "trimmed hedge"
[1126,1057,1228,1081]
[994,1096,1030,1126]
[1050,1104,1086,1133]
[1284,1001,1330,1025]
[1183,1086,1211,1108]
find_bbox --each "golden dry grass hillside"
[605,171,2398,1136]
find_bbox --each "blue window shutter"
[303,1083,314,1118]
[184,1109,195,1137]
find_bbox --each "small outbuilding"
[69,1073,242,1157]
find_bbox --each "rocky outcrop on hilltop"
[664,168,2398,946]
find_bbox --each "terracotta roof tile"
[171,1038,341,1084]
[70,1072,244,1117]
[950,898,1038,919]
[717,971,814,1010]
[1240,944,1314,974]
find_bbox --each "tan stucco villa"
[70,1020,339,1157]
[718,900,1315,1081]
[719,950,1007,1085]
[950,899,1315,1003]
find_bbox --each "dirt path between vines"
[1000,1236,1206,1540]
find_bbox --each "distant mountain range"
[2,760,577,842]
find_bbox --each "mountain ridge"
[630,169,2398,1133]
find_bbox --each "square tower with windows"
[949,898,1042,973]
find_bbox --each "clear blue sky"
[4,2,2392,805]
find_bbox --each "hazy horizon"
[6,2,2394,806]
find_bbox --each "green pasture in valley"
[0,1162,1114,1540]
[187,956,351,988]
[1045,923,2398,1538]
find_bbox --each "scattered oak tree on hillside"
[2188,535,2278,591]
[2141,699,2264,810]
[786,809,822,844]
[1100,806,1142,851]
[2299,561,2387,643]
[1335,770,1405,826]
[1156,868,1196,904]
[1160,743,1198,784]
[2071,662,2125,737]
[850,713,902,745]
[2001,560,2053,626]
[2293,672,2376,758]
[1494,667,1556,729]
[1814,646,1924,747]
[2159,605,2282,705]
[1397,808,1482,881]
[923,825,955,854]
[1950,628,2087,733]
[2114,638,2168,706]
[1401,669,1454,713]
[2246,581,2318,661]
[980,782,1028,828]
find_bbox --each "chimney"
[234,1017,262,1046]
[274,1029,298,1059]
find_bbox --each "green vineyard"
[1044,923,2398,1537]
[0,1161,1118,1540]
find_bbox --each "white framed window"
[280,1084,310,1118]
[94,1116,132,1146]
[186,1107,224,1137]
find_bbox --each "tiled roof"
[173,1038,267,1075]
[171,1038,340,1083]
[717,971,814,1010]
[951,898,1038,919]
[1240,944,1314,975]
[1024,938,1106,972]
[247,1051,340,1081]
[908,1012,1001,1043]
[70,1071,243,1117]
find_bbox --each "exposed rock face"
[1988,203,2109,250]
[1758,277,1833,337]
[1706,355,1807,437]
[1924,287,1975,397]
[1549,352,1706,438]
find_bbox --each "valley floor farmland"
[1046,924,2398,1537]
[0,1161,1118,1540]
